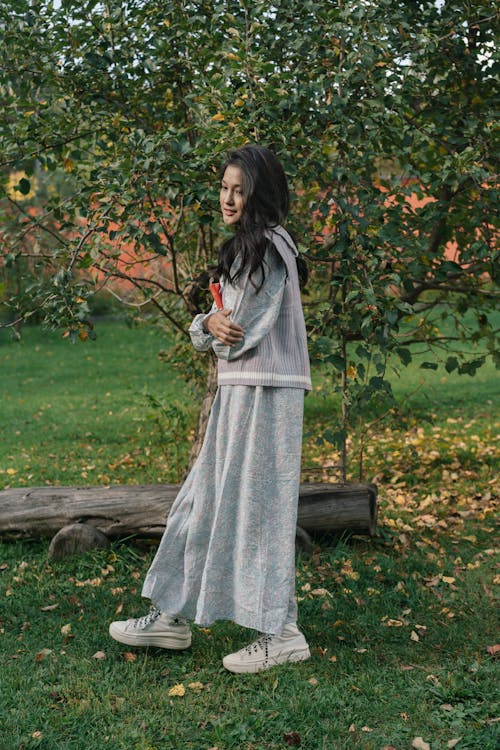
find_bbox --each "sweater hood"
[265,225,298,257]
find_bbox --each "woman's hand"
[205,309,244,345]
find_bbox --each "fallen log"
[298,482,378,536]
[0,484,178,540]
[0,482,378,540]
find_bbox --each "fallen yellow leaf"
[168,683,186,697]
[311,588,331,597]
[412,737,431,750]
[187,681,204,690]
[211,113,225,122]
[74,577,102,587]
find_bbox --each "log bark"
[298,482,378,535]
[0,482,377,539]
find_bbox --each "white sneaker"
[109,607,191,649]
[223,623,310,674]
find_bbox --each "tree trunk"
[0,482,377,539]
[187,352,218,469]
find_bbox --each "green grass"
[1,321,499,749]
[1,319,498,488]
[1,321,194,487]
[1,535,498,749]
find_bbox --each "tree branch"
[0,132,94,168]
[401,274,497,305]
[67,205,114,273]
[7,197,69,248]
[0,316,24,329]
[426,185,454,255]
[91,263,187,335]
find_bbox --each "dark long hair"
[217,145,302,291]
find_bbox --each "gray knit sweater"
[189,226,311,391]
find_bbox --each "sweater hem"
[217,371,312,390]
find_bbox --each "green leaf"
[18,178,31,195]
[445,356,458,373]
[458,358,485,377]
[146,233,166,254]
[396,348,412,366]
[420,362,439,371]
[327,354,346,371]
[323,428,347,450]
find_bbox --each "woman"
[109,145,312,673]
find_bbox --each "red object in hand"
[209,280,223,310]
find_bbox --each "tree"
[1,0,498,476]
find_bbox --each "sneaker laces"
[243,634,273,663]
[133,606,162,630]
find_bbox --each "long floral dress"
[141,245,305,635]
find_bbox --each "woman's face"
[220,165,245,225]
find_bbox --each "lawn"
[0,321,498,750]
